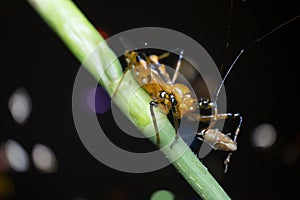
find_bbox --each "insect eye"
[199,99,209,108]
[160,91,167,98]
[170,94,176,104]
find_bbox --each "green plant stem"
[27,0,230,199]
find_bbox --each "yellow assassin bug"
[113,48,242,172]
[113,12,300,172]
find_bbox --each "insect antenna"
[171,49,184,85]
[220,0,234,71]
[213,14,300,102]
[211,14,299,173]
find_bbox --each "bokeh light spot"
[4,140,29,172]
[87,86,111,114]
[252,123,277,148]
[32,143,58,173]
[8,87,32,124]
[150,189,175,200]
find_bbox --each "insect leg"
[216,113,242,143]
[222,113,242,173]
[187,112,242,141]
[149,54,172,84]
[112,51,136,97]
[158,52,170,60]
[112,67,131,98]
[224,152,232,173]
[206,105,218,130]
[187,112,242,172]
[149,101,160,145]
[169,95,180,148]
[202,112,242,173]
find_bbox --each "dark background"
[1,0,299,199]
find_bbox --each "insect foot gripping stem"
[149,101,160,146]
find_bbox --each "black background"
[1,0,299,199]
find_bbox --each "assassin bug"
[114,49,242,172]
[112,11,300,173]
[113,47,242,171]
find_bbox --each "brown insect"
[114,49,242,172]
